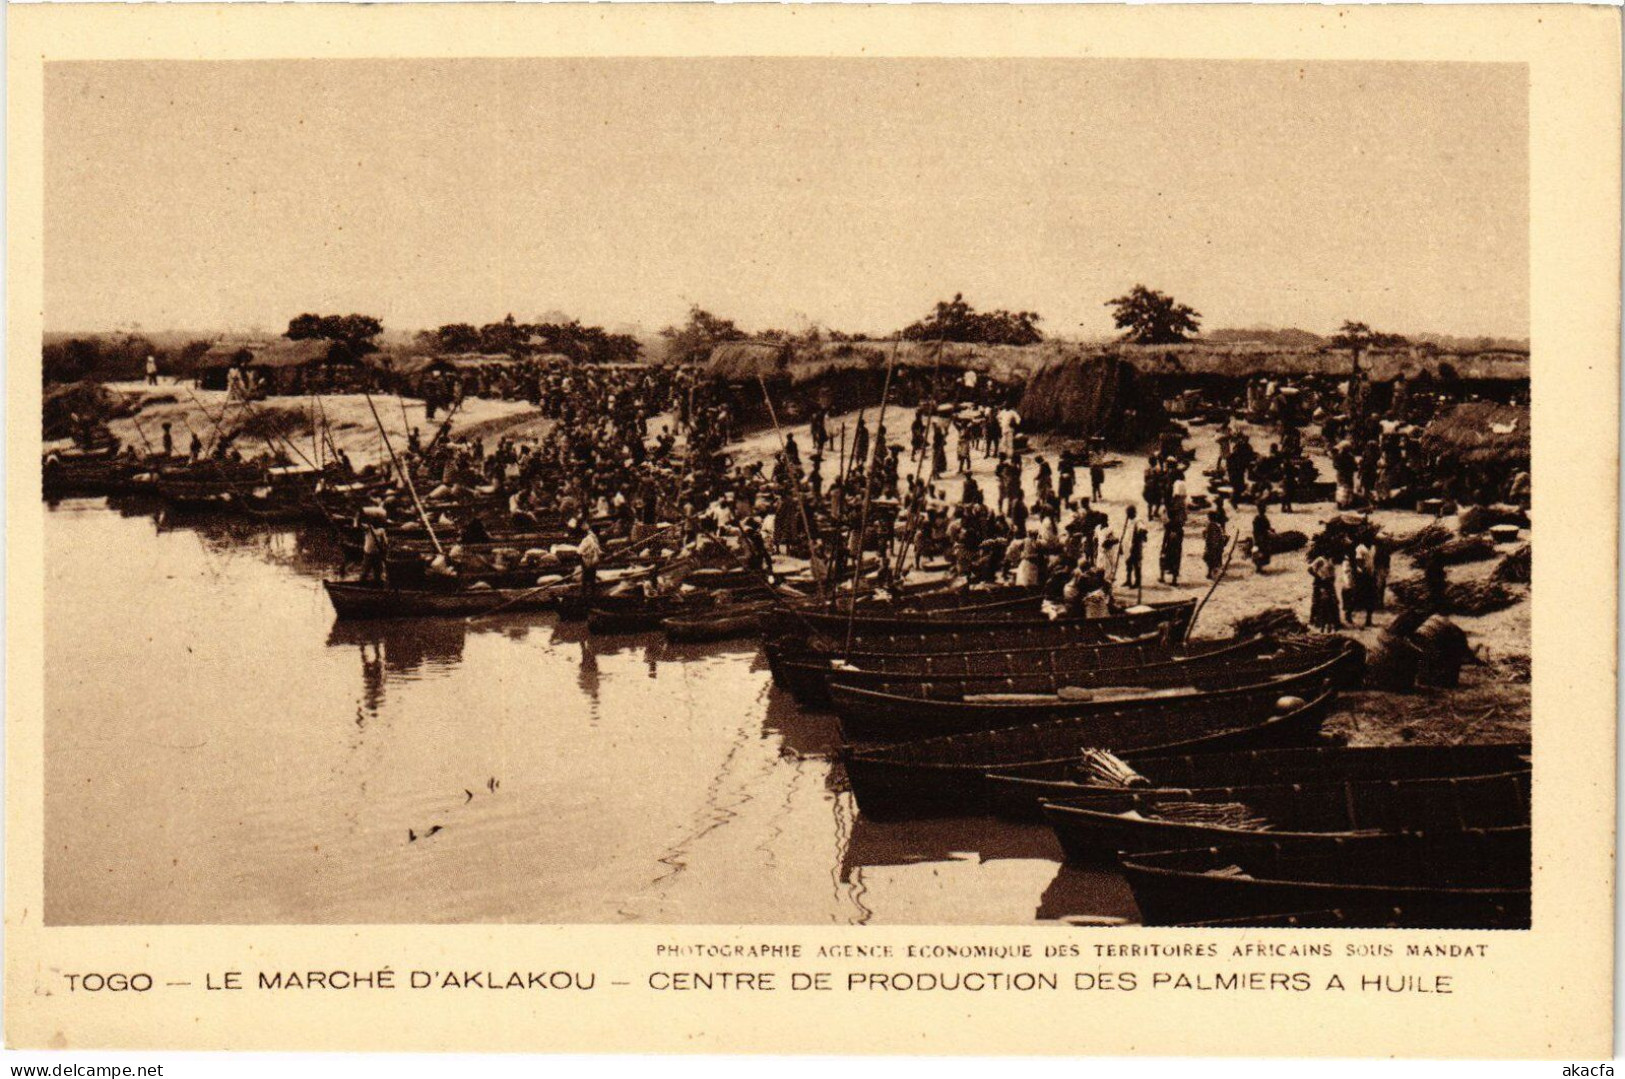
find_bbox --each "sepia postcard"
[5,2,1619,1059]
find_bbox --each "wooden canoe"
[1041,769,1531,863]
[828,635,1350,704]
[832,640,1363,743]
[767,630,1174,703]
[840,685,1338,820]
[764,597,1196,648]
[985,742,1532,821]
[323,579,557,620]
[1118,829,1531,929]
[661,603,775,643]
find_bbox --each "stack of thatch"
[1491,543,1532,584]
[1390,575,1520,616]
[1420,402,1531,469]
[1397,522,1451,555]
[1399,524,1496,567]
[1016,356,1165,447]
[705,340,793,382]
[1153,800,1272,830]
[1233,606,1308,638]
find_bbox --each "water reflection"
[326,618,468,674]
[841,815,1063,881]
[45,499,1118,926]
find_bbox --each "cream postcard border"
[5,3,1618,1057]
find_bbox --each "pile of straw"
[1233,606,1309,638]
[1390,575,1521,616]
[1491,543,1532,584]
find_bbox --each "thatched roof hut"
[1421,402,1531,466]
[1017,355,1165,447]
[706,340,793,382]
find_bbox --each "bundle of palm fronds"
[1233,606,1308,638]
[1266,529,1308,555]
[1396,522,1451,555]
[1491,543,1531,584]
[1390,575,1520,615]
[1074,748,1149,788]
[1151,800,1271,831]
[1431,534,1498,565]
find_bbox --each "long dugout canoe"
[984,742,1532,821]
[323,579,559,620]
[1041,769,1531,864]
[840,684,1339,820]
[767,633,1261,708]
[766,598,1198,662]
[832,635,1351,703]
[764,596,1196,646]
[1117,829,1531,930]
[832,640,1364,743]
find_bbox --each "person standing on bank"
[1158,516,1184,586]
[578,524,603,602]
[1202,510,1227,580]
[1122,505,1146,590]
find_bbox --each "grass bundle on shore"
[1390,575,1520,616]
[1491,543,1531,584]
[1396,522,1451,555]
[1233,606,1308,638]
[1432,534,1498,566]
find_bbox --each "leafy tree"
[1105,285,1201,344]
[659,305,746,365]
[476,314,526,356]
[42,338,101,384]
[285,313,383,353]
[431,323,481,353]
[901,293,1042,345]
[1330,320,1410,374]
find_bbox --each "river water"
[44,498,1135,926]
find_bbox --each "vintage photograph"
[41,56,1534,931]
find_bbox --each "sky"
[45,58,1528,340]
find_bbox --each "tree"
[900,293,1043,345]
[659,305,746,365]
[285,313,383,352]
[1105,285,1201,344]
[477,314,525,356]
[1330,320,1410,374]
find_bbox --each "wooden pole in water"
[843,336,900,654]
[363,390,443,556]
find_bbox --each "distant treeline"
[414,314,642,364]
[43,334,214,385]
